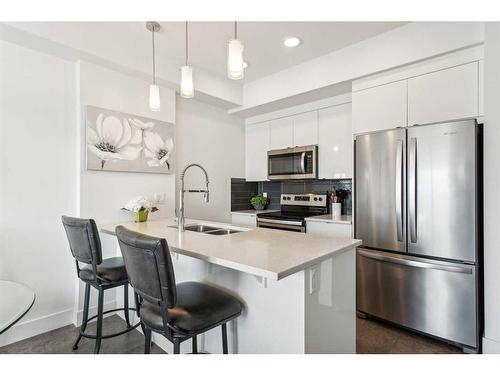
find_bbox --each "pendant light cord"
[234,21,238,40]
[185,21,189,66]
[152,27,156,84]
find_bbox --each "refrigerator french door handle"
[358,249,473,274]
[409,137,418,243]
[395,139,403,242]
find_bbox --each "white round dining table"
[0,280,35,335]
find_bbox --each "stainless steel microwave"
[267,145,318,180]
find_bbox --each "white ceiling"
[8,21,407,82]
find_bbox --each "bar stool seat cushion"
[140,282,243,335]
[80,257,128,283]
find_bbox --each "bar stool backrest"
[116,226,177,308]
[62,216,103,265]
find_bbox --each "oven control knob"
[314,197,318,201]
[318,197,323,201]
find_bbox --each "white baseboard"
[483,336,500,353]
[0,300,116,348]
[0,308,74,347]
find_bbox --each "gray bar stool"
[62,216,140,354]
[116,225,243,354]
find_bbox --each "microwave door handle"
[300,152,306,173]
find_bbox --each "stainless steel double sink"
[169,223,242,235]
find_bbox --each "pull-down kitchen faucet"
[177,163,210,231]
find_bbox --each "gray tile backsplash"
[260,179,352,214]
[231,178,352,214]
[230,178,258,211]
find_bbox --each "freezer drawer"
[357,249,478,348]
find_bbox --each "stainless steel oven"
[256,193,327,233]
[267,145,317,180]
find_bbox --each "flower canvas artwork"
[86,106,174,174]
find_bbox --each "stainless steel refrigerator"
[354,119,482,353]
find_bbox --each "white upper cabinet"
[245,122,270,181]
[479,60,484,117]
[352,80,407,134]
[318,103,353,179]
[293,111,318,146]
[407,62,479,125]
[270,117,293,150]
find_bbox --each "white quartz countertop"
[230,209,279,216]
[100,218,361,281]
[305,214,352,224]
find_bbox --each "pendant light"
[146,21,161,111]
[227,21,244,80]
[180,21,194,98]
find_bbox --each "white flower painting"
[86,106,174,174]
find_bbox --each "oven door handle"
[257,218,303,226]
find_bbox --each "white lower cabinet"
[231,213,257,228]
[306,221,352,238]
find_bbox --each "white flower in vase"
[87,114,142,169]
[122,196,159,222]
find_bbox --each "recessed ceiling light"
[283,36,301,48]
[243,61,249,69]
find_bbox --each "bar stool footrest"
[78,307,140,340]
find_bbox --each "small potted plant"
[122,196,159,222]
[250,194,269,211]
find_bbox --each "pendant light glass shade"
[227,38,244,80]
[180,65,194,98]
[149,84,161,111]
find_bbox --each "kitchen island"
[100,218,361,354]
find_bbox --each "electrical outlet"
[263,192,268,198]
[309,265,320,294]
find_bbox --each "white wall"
[76,61,177,316]
[175,97,245,223]
[0,40,78,345]
[483,22,500,353]
[79,61,176,224]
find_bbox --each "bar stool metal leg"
[192,335,198,354]
[94,288,104,354]
[144,326,152,354]
[124,284,131,328]
[73,283,90,350]
[173,338,181,354]
[222,323,228,354]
